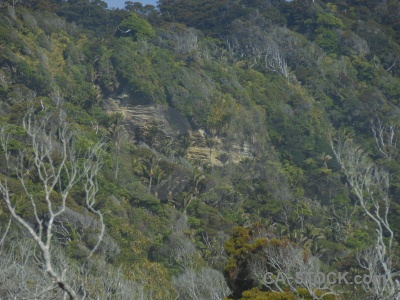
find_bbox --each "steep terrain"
[1,0,400,299]
[104,95,255,166]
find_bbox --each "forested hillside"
[1,0,400,299]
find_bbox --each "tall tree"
[331,134,400,299]
[0,109,104,299]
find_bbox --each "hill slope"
[1,0,400,299]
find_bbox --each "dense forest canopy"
[1,0,400,299]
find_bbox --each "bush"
[119,13,156,41]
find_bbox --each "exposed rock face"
[103,96,174,148]
[103,96,254,166]
[185,130,253,166]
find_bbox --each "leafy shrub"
[119,13,155,41]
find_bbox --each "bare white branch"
[0,109,105,299]
[250,241,337,299]
[331,134,399,299]
[371,117,397,160]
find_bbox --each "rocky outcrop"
[103,96,254,166]
[185,130,253,166]
[103,96,173,148]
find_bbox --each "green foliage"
[351,55,375,82]
[224,225,268,297]
[15,59,52,94]
[345,229,375,249]
[240,288,296,300]
[283,161,305,197]
[316,13,345,29]
[37,33,52,51]
[3,1,400,298]
[119,13,155,41]
[159,0,248,32]
[127,180,161,213]
[111,38,170,104]
[315,28,339,56]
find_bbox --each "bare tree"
[0,239,59,299]
[173,267,230,300]
[331,134,400,299]
[226,21,265,67]
[370,117,397,160]
[0,216,11,246]
[323,199,356,244]
[264,40,291,82]
[0,109,104,300]
[0,238,153,300]
[155,212,198,271]
[159,214,228,299]
[201,231,228,268]
[250,241,337,300]
[226,25,294,83]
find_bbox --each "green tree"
[118,13,155,40]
